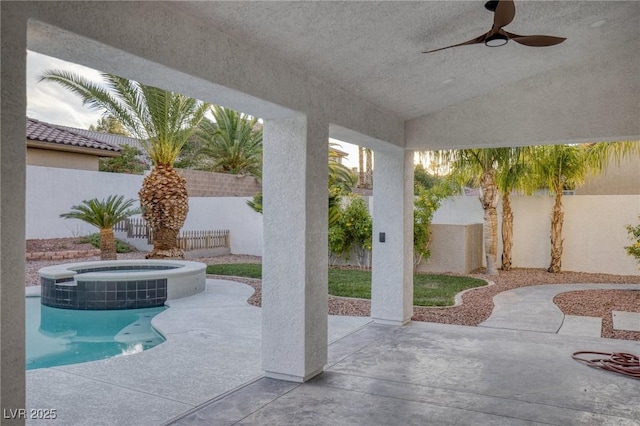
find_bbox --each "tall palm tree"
[532,141,640,273]
[437,148,513,275]
[195,106,262,178]
[365,147,373,188]
[60,195,140,260]
[494,146,535,271]
[357,146,373,189]
[39,70,208,259]
[358,146,365,188]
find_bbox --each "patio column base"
[371,317,412,326]
[264,367,324,383]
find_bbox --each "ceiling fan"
[422,0,566,54]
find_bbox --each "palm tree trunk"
[99,227,117,260]
[365,148,373,189]
[358,146,365,188]
[139,164,189,259]
[501,191,514,271]
[548,189,564,273]
[480,169,500,275]
[151,227,184,259]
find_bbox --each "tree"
[99,145,146,174]
[195,106,262,178]
[89,115,129,136]
[436,148,513,275]
[328,195,372,268]
[329,142,357,194]
[532,141,640,273]
[39,70,208,259]
[357,146,373,189]
[414,163,443,193]
[60,195,140,260]
[413,181,455,270]
[494,147,535,271]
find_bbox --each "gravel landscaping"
[26,238,640,341]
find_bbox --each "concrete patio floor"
[27,280,640,425]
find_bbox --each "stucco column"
[371,148,414,325]
[261,116,328,382]
[1,6,27,419]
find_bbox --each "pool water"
[26,297,166,370]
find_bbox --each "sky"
[26,51,361,169]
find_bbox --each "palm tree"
[39,70,208,259]
[357,146,373,189]
[365,147,373,188]
[437,148,513,275]
[329,143,357,194]
[195,106,262,178]
[494,147,535,271]
[328,142,357,227]
[358,146,365,188]
[60,195,140,260]
[532,141,640,273]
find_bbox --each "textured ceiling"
[172,1,639,120]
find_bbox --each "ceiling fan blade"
[422,33,487,54]
[505,32,567,47]
[493,0,515,29]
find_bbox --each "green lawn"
[206,263,486,307]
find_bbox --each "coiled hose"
[572,351,640,379]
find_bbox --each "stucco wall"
[183,198,263,256]
[26,166,639,274]
[433,195,640,276]
[416,223,483,274]
[26,147,99,171]
[575,156,640,195]
[26,166,143,238]
[26,166,263,256]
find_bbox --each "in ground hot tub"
[39,260,206,310]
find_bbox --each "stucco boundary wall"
[27,166,639,275]
[432,195,640,276]
[26,166,263,256]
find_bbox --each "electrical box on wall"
[379,232,385,243]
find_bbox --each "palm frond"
[40,69,208,166]
[60,195,140,229]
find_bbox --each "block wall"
[177,169,261,197]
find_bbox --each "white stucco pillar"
[1,6,28,417]
[371,148,414,325]
[261,116,328,382]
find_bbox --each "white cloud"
[26,51,367,169]
[27,51,104,129]
[330,138,360,169]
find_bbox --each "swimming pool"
[39,260,206,310]
[26,296,165,370]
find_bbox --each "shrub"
[328,195,372,267]
[624,215,640,264]
[78,233,135,253]
[99,145,147,174]
[413,181,455,269]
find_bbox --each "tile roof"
[56,125,144,151]
[26,118,122,153]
